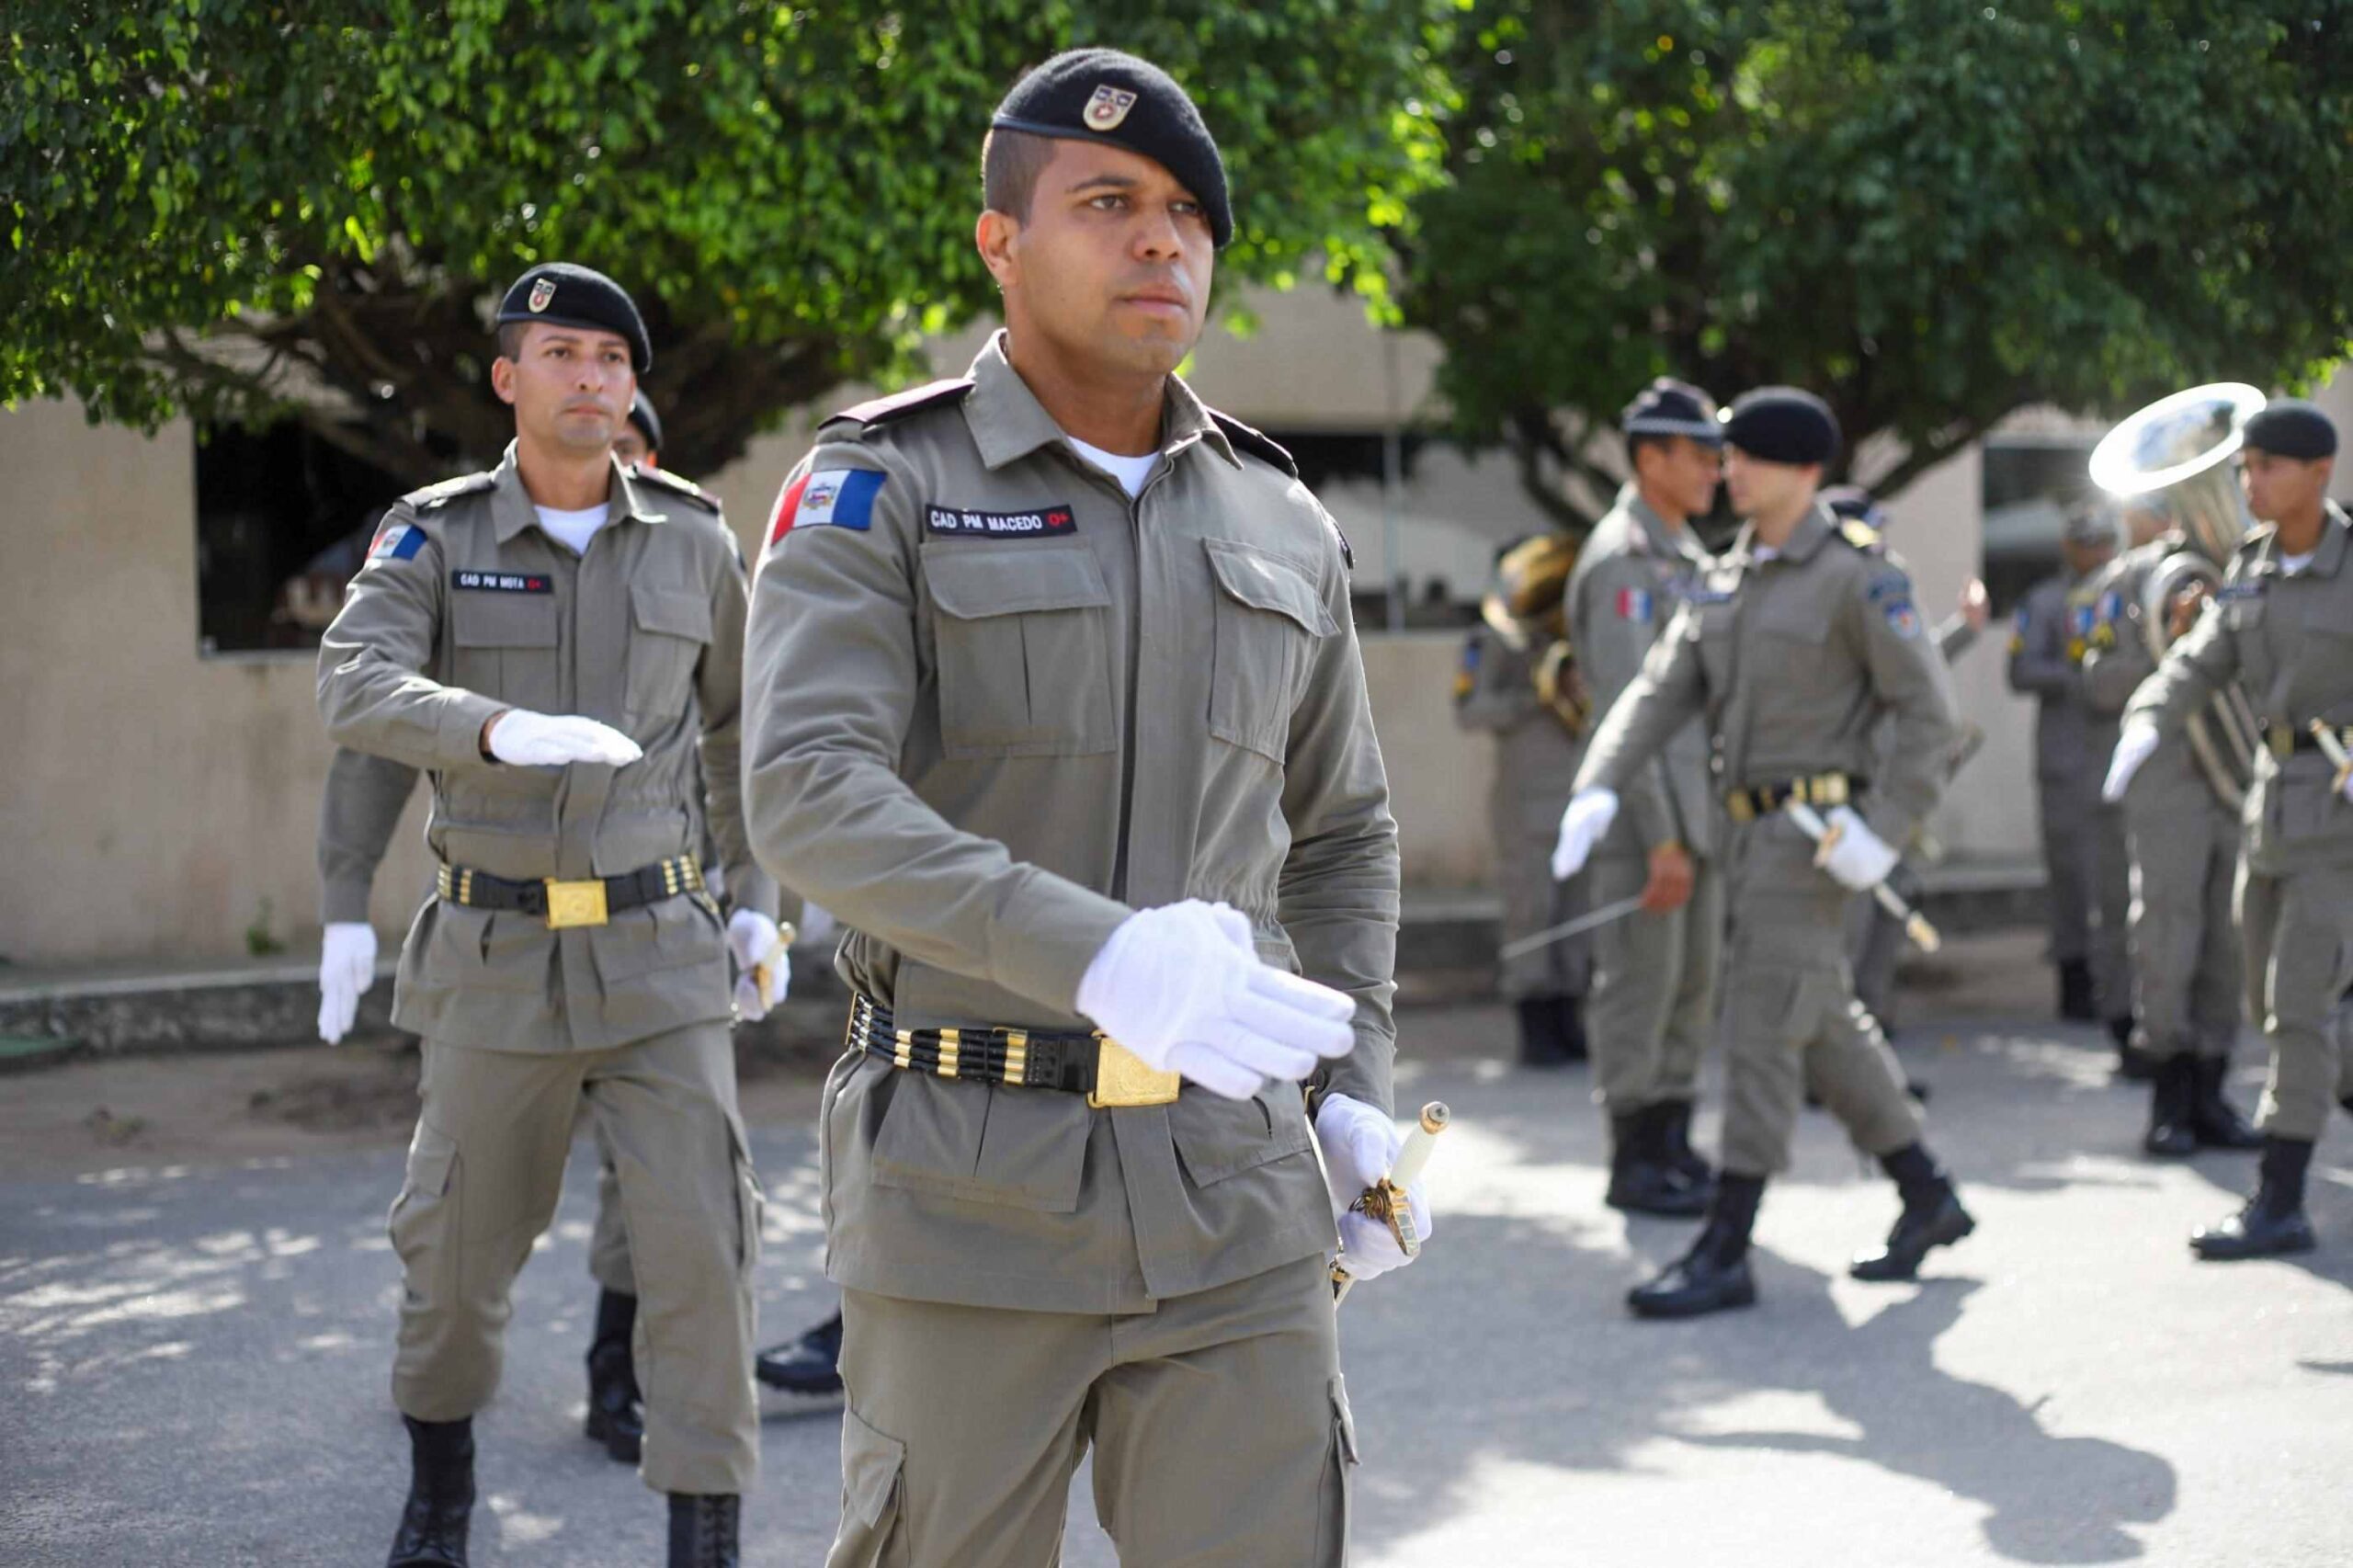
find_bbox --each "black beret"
[2243,398,2337,460]
[1621,377,1722,445]
[627,390,663,453]
[1723,386,1840,466]
[496,262,652,372]
[1821,484,1888,530]
[992,48,1232,248]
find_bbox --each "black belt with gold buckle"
[847,993,1180,1108]
[435,855,704,930]
[1723,772,1862,824]
[2263,722,2353,762]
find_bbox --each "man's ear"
[976,209,1020,291]
[490,355,518,408]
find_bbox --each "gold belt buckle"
[1088,1035,1181,1108]
[543,879,609,929]
[2269,727,2294,762]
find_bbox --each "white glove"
[2102,722,2160,802]
[1075,900,1357,1101]
[1817,805,1901,892]
[317,922,378,1045]
[1315,1093,1432,1283]
[485,710,642,768]
[1551,787,1620,881]
[799,903,839,946]
[728,910,786,1022]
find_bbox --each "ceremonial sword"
[2309,721,2353,800]
[1495,894,1651,962]
[1784,801,1941,953]
[1332,1101,1451,1305]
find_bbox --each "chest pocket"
[1206,540,1335,762]
[1755,587,1833,645]
[449,590,561,714]
[925,547,1116,759]
[625,583,712,720]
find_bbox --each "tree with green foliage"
[2,2,1450,481]
[1401,0,2353,528]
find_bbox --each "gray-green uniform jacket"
[2081,537,2229,811]
[742,335,1400,1314]
[1574,506,1959,851]
[2126,506,2353,874]
[1563,484,1717,858]
[315,446,777,1051]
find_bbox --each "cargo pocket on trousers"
[1313,1374,1358,1566]
[835,1406,910,1568]
[387,1124,460,1305]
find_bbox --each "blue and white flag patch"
[369,521,426,562]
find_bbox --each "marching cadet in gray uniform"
[1559,380,1726,1216]
[1823,486,1990,1043]
[313,391,797,1479]
[1454,534,1593,1067]
[742,52,1422,1566]
[2081,517,2262,1157]
[317,264,781,1568]
[1553,389,1976,1319]
[2106,400,2353,1259]
[2008,510,2129,1041]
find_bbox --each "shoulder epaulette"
[822,377,975,436]
[632,463,720,510]
[1208,408,1298,479]
[1836,518,1884,553]
[405,472,497,512]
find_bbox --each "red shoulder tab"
[1208,408,1298,479]
[824,378,975,432]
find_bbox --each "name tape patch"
[452,570,552,594]
[924,503,1077,540]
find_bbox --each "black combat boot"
[1553,994,1590,1062]
[387,1415,473,1568]
[1628,1173,1762,1319]
[2188,1056,2262,1150]
[667,1493,741,1568]
[1514,996,1576,1067]
[585,1288,644,1463]
[1851,1144,1976,1281]
[2058,960,2097,1022]
[2143,1054,2198,1158]
[754,1310,846,1397]
[2191,1137,2317,1260]
[1657,1098,1714,1192]
[1605,1108,1707,1218]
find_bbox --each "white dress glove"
[1818,805,1901,891]
[728,910,786,1021]
[486,710,643,767]
[1551,787,1620,881]
[316,922,378,1045]
[2103,722,2161,802]
[1075,900,1357,1101]
[1315,1092,1432,1283]
[799,903,839,946]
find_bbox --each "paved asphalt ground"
[6,963,2349,1566]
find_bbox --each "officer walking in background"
[1558,379,1725,1216]
[2081,506,2262,1157]
[2008,508,2129,1049]
[317,264,781,1568]
[2107,400,2353,1260]
[743,51,1420,1565]
[1455,533,1594,1067]
[1554,389,1976,1320]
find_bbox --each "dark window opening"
[1981,437,2100,618]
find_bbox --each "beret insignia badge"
[528,278,557,313]
[1084,84,1138,131]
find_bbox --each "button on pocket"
[925,548,1116,758]
[625,583,711,721]
[1205,540,1334,762]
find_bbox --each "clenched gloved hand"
[1551,787,1620,881]
[1816,805,1901,891]
[317,922,378,1045]
[1316,1093,1432,1283]
[728,910,786,1022]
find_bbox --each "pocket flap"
[1170,1083,1314,1187]
[631,583,713,642]
[452,592,559,648]
[926,548,1111,620]
[1205,540,1336,638]
[841,1408,907,1529]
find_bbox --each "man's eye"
[1091,194,1128,210]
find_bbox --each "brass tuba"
[1481,533,1590,735]
[2087,382,2267,808]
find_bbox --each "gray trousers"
[1719,819,1923,1177]
[2124,777,2242,1061]
[826,1255,1351,1568]
[2036,772,2097,967]
[2237,862,2353,1142]
[389,1025,761,1494]
[1498,835,1591,1001]
[1586,848,1722,1113]
[2092,797,2133,1018]
[1847,861,1925,1031]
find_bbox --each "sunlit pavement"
[6,999,2347,1567]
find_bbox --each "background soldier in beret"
[1554,388,1977,1320]
[742,49,1417,1566]
[1454,532,1595,1069]
[2107,399,2353,1260]
[1557,378,1726,1217]
[317,262,782,1568]
[2008,506,2130,1049]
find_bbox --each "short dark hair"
[982,127,1060,222]
[495,321,529,361]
